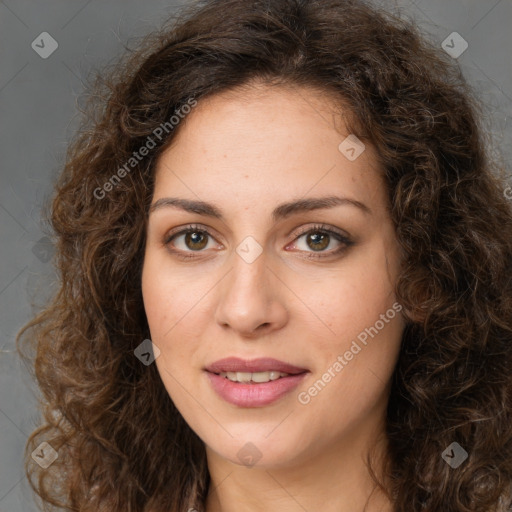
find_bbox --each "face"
[141,83,405,469]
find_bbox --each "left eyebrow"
[149,195,372,221]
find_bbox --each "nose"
[214,248,289,338]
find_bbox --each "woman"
[17,0,512,511]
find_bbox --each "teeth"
[219,371,290,383]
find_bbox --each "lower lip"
[206,371,308,407]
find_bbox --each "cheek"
[295,244,403,417]
[303,243,400,349]
[141,253,216,388]
[295,241,403,416]
[142,252,206,340]
[141,257,199,406]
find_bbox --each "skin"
[141,82,406,512]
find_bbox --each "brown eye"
[183,231,209,250]
[288,224,353,259]
[305,232,330,251]
[164,225,217,255]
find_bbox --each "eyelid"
[164,223,222,244]
[289,223,351,242]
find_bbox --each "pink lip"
[204,357,308,375]
[206,372,308,407]
[204,357,309,407]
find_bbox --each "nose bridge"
[214,243,288,335]
[235,242,270,294]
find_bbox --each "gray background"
[0,0,511,511]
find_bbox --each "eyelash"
[163,223,353,261]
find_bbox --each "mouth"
[204,357,309,407]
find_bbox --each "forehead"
[152,84,386,214]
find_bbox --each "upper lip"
[205,357,308,375]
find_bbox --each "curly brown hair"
[17,0,512,511]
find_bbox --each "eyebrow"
[149,195,372,221]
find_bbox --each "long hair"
[17,1,512,511]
